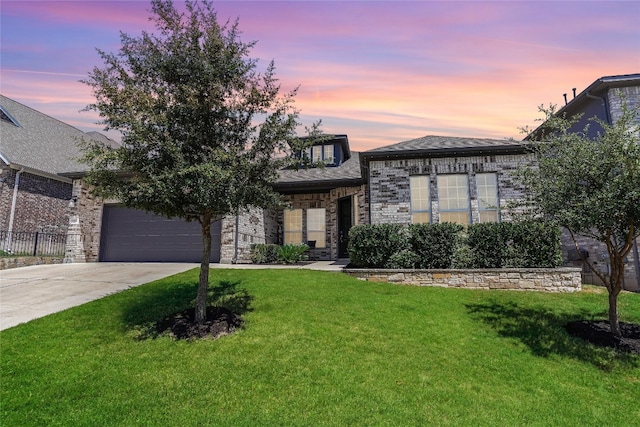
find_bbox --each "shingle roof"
[0,95,116,179]
[365,135,524,155]
[276,151,364,191]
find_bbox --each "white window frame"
[283,209,303,244]
[437,174,470,225]
[476,173,499,223]
[410,175,431,223]
[306,208,326,248]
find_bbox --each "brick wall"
[0,165,72,233]
[64,180,104,263]
[276,184,369,260]
[220,207,273,263]
[368,153,535,224]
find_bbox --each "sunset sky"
[2,1,639,151]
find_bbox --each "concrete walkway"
[0,261,346,331]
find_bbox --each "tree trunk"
[196,212,212,324]
[607,255,624,337]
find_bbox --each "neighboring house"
[0,95,114,245]
[527,74,640,291]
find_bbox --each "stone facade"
[64,180,104,263]
[344,268,582,293]
[0,165,72,234]
[608,86,640,122]
[368,153,535,225]
[220,207,275,263]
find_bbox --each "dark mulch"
[156,306,244,340]
[565,320,640,356]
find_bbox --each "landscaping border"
[0,256,64,270]
[343,267,582,292]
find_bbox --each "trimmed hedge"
[348,221,562,269]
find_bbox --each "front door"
[338,197,353,258]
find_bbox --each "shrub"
[278,244,309,264]
[507,221,562,268]
[467,221,563,268]
[348,224,410,268]
[409,222,464,269]
[385,249,420,269]
[250,244,280,264]
[467,223,507,268]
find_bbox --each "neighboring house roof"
[275,151,365,193]
[0,95,116,182]
[525,73,640,140]
[361,135,526,163]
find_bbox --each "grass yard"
[1,269,639,426]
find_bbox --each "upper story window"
[476,173,499,222]
[306,144,336,165]
[410,175,431,223]
[437,174,470,225]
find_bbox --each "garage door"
[100,206,221,262]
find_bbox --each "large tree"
[519,97,640,336]
[81,0,321,323]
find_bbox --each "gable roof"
[275,151,365,193]
[0,95,116,182]
[361,135,526,163]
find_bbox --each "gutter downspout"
[6,168,24,252]
[585,90,612,125]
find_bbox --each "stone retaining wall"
[343,268,582,292]
[0,256,64,270]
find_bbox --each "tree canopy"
[80,0,322,323]
[519,95,640,336]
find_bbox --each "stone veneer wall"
[344,268,582,293]
[277,184,369,260]
[368,153,535,225]
[64,180,104,263]
[220,207,274,263]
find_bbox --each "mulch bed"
[565,320,640,356]
[156,306,244,340]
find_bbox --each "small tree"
[80,0,321,324]
[518,97,640,336]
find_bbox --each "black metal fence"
[0,231,66,257]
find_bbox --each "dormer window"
[308,144,336,165]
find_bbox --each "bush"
[466,221,562,268]
[507,221,562,268]
[348,224,410,268]
[250,244,280,264]
[385,250,420,269]
[409,223,464,269]
[278,244,309,264]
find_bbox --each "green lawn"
[1,269,639,426]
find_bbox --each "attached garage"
[99,206,221,262]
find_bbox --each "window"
[410,175,431,223]
[312,146,323,163]
[323,144,335,164]
[306,208,326,248]
[283,209,302,244]
[476,173,499,222]
[437,175,470,224]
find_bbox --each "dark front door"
[338,197,353,258]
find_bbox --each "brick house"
[0,95,115,252]
[62,73,639,290]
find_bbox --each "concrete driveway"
[0,263,198,331]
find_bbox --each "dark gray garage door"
[100,206,221,262]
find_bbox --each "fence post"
[33,231,39,256]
